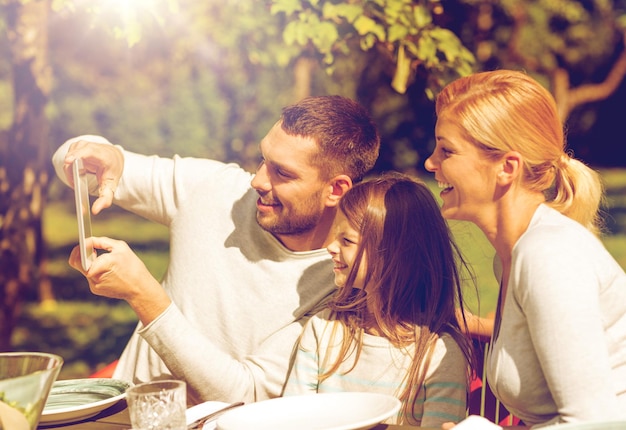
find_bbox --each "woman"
[283,172,475,426]
[425,69,626,428]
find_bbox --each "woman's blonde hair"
[436,69,604,234]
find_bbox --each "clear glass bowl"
[0,352,64,429]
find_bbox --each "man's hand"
[69,237,171,325]
[63,139,124,215]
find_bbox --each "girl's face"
[424,116,500,224]
[327,210,367,289]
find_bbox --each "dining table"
[36,398,436,430]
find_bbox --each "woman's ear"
[497,151,523,186]
[326,175,352,207]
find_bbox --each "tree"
[456,0,626,121]
[271,0,626,166]
[270,0,477,99]
[268,0,480,173]
[438,0,626,166]
[0,0,52,351]
[0,0,183,351]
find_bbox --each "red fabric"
[468,340,522,427]
[89,360,119,378]
[468,372,521,426]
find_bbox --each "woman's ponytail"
[548,155,605,235]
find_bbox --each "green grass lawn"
[44,198,170,284]
[43,167,626,317]
[29,195,170,378]
[27,168,626,378]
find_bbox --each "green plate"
[40,378,131,425]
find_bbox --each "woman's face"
[424,116,500,224]
[327,210,367,289]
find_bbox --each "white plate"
[544,422,626,430]
[39,378,131,425]
[186,401,230,430]
[216,392,401,430]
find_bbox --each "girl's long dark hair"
[321,172,475,424]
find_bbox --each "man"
[52,95,380,405]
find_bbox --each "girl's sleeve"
[420,335,468,427]
[282,317,322,396]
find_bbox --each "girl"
[283,172,474,427]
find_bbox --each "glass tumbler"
[126,379,187,430]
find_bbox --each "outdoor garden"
[2,0,626,379]
[10,168,626,379]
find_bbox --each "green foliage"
[46,1,297,167]
[12,301,138,379]
[461,0,622,76]
[33,0,626,174]
[271,0,476,97]
[24,195,169,378]
[44,198,169,282]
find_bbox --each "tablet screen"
[73,159,96,271]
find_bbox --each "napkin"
[453,415,504,430]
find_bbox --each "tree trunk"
[554,33,626,121]
[292,56,316,102]
[0,0,52,352]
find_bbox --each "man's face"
[251,122,331,237]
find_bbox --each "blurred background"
[1,0,625,378]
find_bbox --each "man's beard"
[256,207,323,236]
[256,190,324,236]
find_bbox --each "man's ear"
[326,174,352,207]
[497,151,523,186]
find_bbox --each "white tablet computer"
[73,158,96,271]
